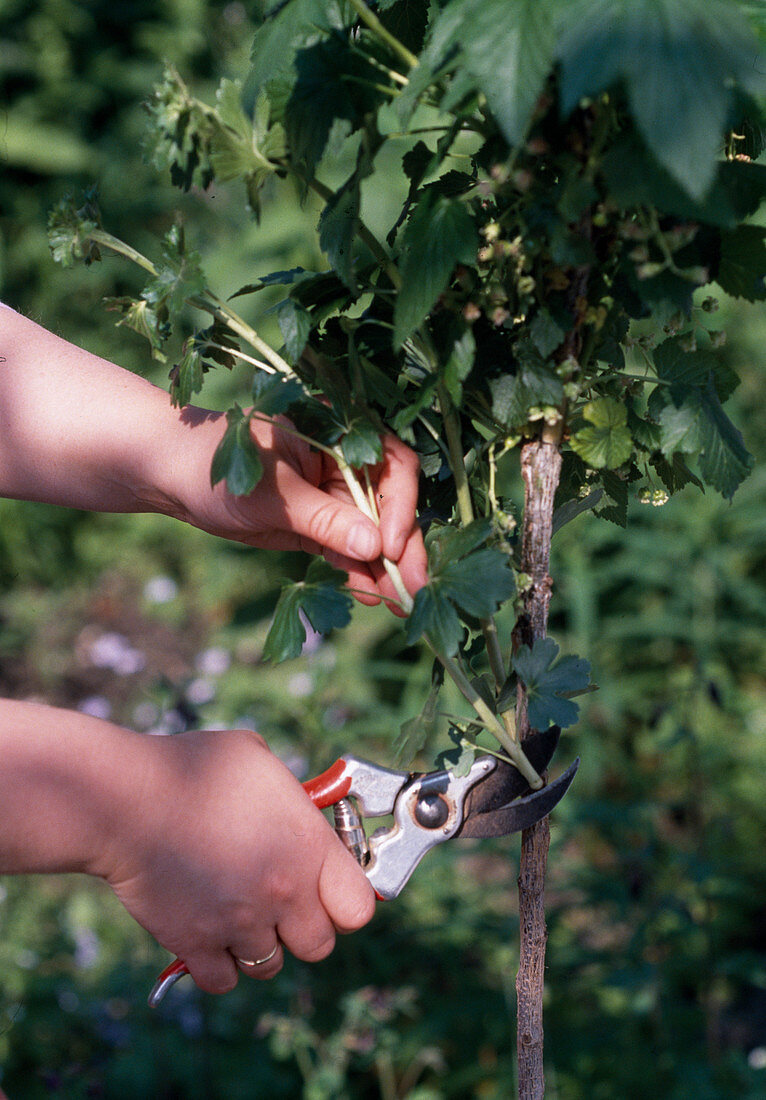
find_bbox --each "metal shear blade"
[457,756,579,839]
[462,725,562,818]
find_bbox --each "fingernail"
[347,523,379,559]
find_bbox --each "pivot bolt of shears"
[414,792,450,830]
[333,798,369,866]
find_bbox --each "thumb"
[318,842,376,932]
[278,469,382,561]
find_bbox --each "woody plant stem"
[513,421,564,1100]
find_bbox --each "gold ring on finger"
[235,944,278,967]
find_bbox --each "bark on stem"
[514,434,563,1100]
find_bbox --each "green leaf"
[234,268,311,296]
[439,549,516,620]
[208,84,285,216]
[654,371,753,500]
[455,0,556,146]
[442,327,476,405]
[263,559,353,663]
[394,666,443,766]
[285,37,382,179]
[405,585,464,656]
[318,176,362,292]
[490,352,565,429]
[658,402,700,455]
[143,65,216,192]
[597,470,630,527]
[170,341,205,407]
[557,0,766,199]
[251,372,304,417]
[394,194,478,347]
[426,518,493,571]
[718,225,766,301]
[277,299,312,362]
[407,524,515,654]
[395,3,470,125]
[552,489,604,536]
[651,337,739,405]
[105,298,166,359]
[649,336,748,495]
[530,309,567,359]
[696,379,753,500]
[339,419,384,469]
[262,588,307,664]
[438,738,476,778]
[300,559,354,633]
[143,224,207,318]
[248,0,346,91]
[210,407,263,496]
[603,133,766,228]
[399,0,555,146]
[47,190,103,267]
[169,319,239,405]
[651,452,704,495]
[570,398,633,469]
[391,378,439,433]
[512,637,591,730]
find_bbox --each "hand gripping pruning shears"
[148,727,578,1007]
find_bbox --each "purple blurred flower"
[88,632,145,675]
[143,575,179,604]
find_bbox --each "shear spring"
[333,798,369,866]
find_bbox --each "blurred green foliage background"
[1,2,765,1096]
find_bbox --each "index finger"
[376,435,422,562]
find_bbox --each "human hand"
[0,308,427,608]
[166,410,429,612]
[99,728,375,995]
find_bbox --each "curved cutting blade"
[457,756,579,839]
[463,725,561,820]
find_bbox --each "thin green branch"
[347,40,409,85]
[456,736,520,770]
[251,414,338,461]
[347,0,419,70]
[201,294,294,376]
[437,381,475,526]
[428,643,542,788]
[483,617,508,686]
[346,585,406,611]
[332,447,414,614]
[83,226,295,379]
[341,74,403,99]
[437,379,508,689]
[204,341,276,373]
[87,229,159,277]
[304,175,402,289]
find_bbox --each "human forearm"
[0,304,202,515]
[0,699,151,877]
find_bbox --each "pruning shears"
[148,727,578,1007]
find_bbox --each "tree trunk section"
[514,436,562,1100]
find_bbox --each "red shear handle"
[148,758,353,1007]
[301,758,351,808]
